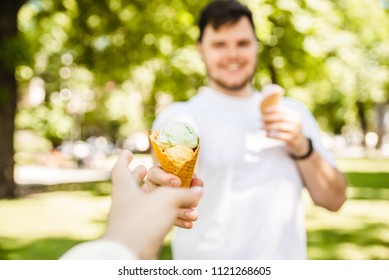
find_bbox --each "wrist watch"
[289,138,314,160]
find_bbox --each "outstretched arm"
[61,150,203,260]
[294,148,346,211]
[263,106,347,211]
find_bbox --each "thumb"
[111,150,140,194]
[112,149,133,180]
[116,149,134,166]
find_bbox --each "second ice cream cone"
[260,84,285,114]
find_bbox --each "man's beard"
[210,74,254,92]
[206,62,257,92]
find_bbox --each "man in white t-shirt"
[147,0,347,259]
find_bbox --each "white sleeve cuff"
[60,239,137,260]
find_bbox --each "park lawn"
[0,158,388,260]
[0,190,110,260]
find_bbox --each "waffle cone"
[260,91,283,114]
[150,131,200,188]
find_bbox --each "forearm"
[296,151,347,211]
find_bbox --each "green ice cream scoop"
[156,121,198,149]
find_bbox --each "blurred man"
[147,0,347,259]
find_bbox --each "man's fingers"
[175,218,193,229]
[266,131,295,142]
[262,106,298,122]
[262,112,287,124]
[172,186,203,208]
[176,208,199,222]
[147,165,182,187]
[154,186,203,209]
[190,177,204,187]
[264,122,295,133]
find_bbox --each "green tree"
[16,0,209,139]
[0,0,28,198]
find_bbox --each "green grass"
[0,158,388,260]
[0,190,109,259]
[338,158,389,200]
[305,158,389,259]
[337,158,389,173]
[305,196,389,259]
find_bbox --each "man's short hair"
[198,0,256,42]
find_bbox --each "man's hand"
[103,150,203,259]
[262,106,310,157]
[145,165,204,229]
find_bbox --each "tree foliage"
[11,0,389,145]
[16,0,209,142]
[15,0,388,144]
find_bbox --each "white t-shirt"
[153,87,335,260]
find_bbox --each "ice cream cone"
[260,84,285,114]
[150,131,200,188]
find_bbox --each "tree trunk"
[269,65,279,85]
[0,0,26,198]
[0,69,17,198]
[356,101,367,147]
[375,103,387,149]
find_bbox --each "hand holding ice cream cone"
[260,83,285,115]
[149,121,200,188]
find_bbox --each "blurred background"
[0,0,388,260]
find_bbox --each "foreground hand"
[145,165,204,229]
[103,150,203,259]
[262,106,309,156]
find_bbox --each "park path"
[14,155,153,185]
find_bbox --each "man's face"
[198,17,258,96]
